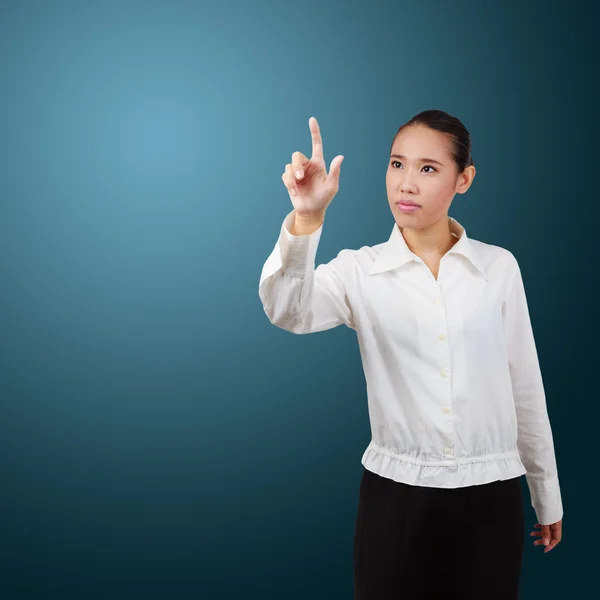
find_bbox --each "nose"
[400,177,417,195]
[396,167,418,194]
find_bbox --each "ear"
[456,165,476,194]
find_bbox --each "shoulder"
[327,240,387,275]
[469,237,520,280]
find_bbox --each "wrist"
[291,211,325,236]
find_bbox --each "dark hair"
[390,109,474,173]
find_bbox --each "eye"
[390,160,437,173]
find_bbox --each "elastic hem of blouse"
[361,440,527,489]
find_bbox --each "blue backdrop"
[0,0,593,597]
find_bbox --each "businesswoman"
[258,111,563,599]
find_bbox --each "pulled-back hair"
[390,109,474,173]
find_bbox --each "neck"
[399,215,458,257]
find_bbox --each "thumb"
[327,155,344,188]
[541,525,551,546]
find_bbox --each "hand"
[281,116,344,218]
[529,519,562,553]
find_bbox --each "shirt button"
[442,407,450,414]
[440,370,447,378]
[434,297,441,305]
[444,446,453,456]
[438,333,446,341]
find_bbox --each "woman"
[258,111,563,599]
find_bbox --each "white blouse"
[258,209,563,526]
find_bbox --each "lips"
[397,200,420,207]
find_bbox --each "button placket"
[435,295,451,381]
[433,285,454,454]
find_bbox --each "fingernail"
[544,539,549,545]
[290,188,297,196]
[296,170,303,179]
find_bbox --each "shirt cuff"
[525,473,564,525]
[278,210,324,278]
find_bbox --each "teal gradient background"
[0,0,595,597]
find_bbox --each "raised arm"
[259,209,355,334]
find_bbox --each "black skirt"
[353,466,525,600]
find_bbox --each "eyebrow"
[390,154,445,167]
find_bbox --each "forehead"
[391,125,452,160]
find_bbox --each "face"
[386,125,475,228]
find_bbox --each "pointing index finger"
[309,116,323,160]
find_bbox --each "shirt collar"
[367,216,488,281]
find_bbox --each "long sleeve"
[258,210,355,334]
[502,258,563,525]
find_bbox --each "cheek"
[429,176,455,196]
[385,173,394,192]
